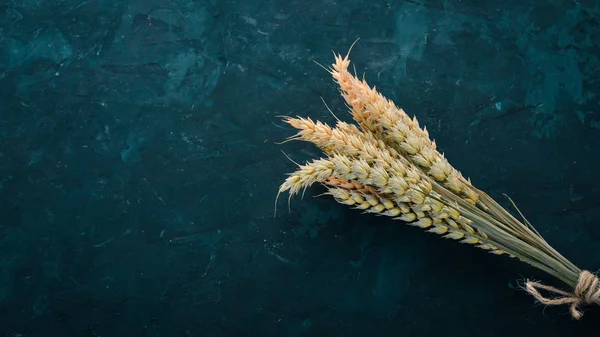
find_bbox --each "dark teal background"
[1,0,600,336]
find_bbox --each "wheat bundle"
[276,44,600,319]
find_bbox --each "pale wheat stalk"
[277,46,600,319]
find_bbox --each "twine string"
[525,270,600,319]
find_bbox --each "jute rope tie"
[525,270,600,319]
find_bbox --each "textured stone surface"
[1,0,599,335]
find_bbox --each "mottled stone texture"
[0,0,599,335]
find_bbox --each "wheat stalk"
[276,45,600,319]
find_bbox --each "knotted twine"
[525,270,600,319]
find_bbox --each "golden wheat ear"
[330,48,485,208]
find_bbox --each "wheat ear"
[329,51,483,209]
